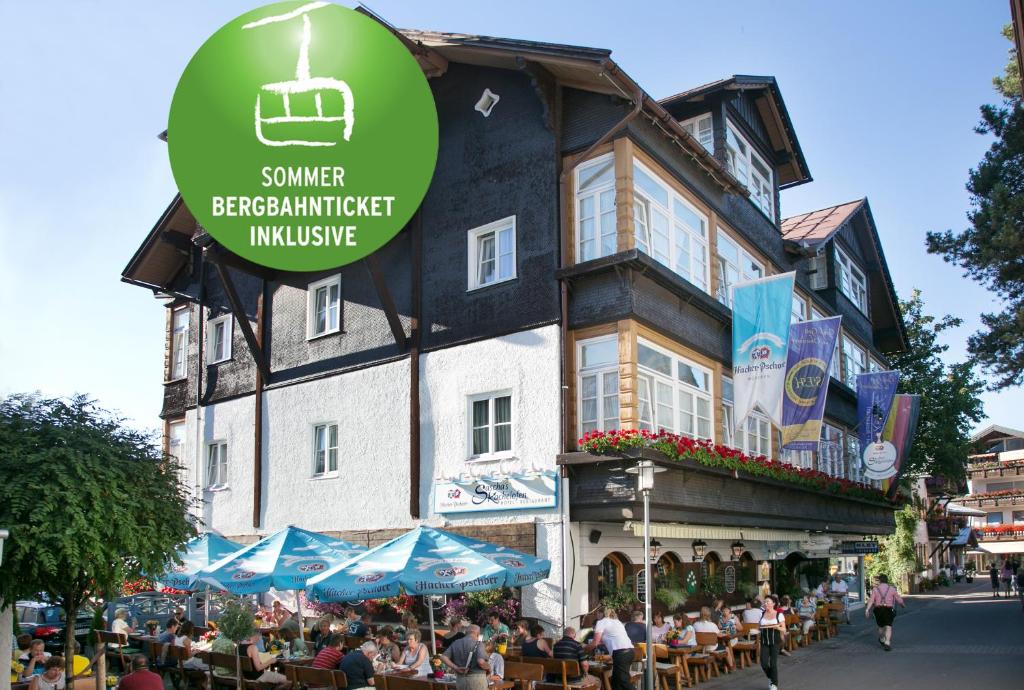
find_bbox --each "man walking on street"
[865,574,905,652]
[989,563,1000,597]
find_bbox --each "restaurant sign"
[433,472,558,514]
[840,541,880,554]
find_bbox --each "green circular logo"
[168,1,438,271]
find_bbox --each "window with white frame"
[167,420,185,461]
[170,306,189,380]
[576,154,617,262]
[869,357,886,373]
[578,337,619,436]
[737,411,771,457]
[845,434,862,483]
[725,122,774,218]
[813,307,842,381]
[681,113,714,153]
[783,447,815,470]
[721,376,736,448]
[792,294,807,323]
[716,229,764,307]
[207,314,232,364]
[631,161,710,292]
[636,340,713,440]
[206,441,228,488]
[842,336,868,389]
[818,424,844,478]
[312,423,339,477]
[469,393,512,459]
[835,245,868,312]
[467,216,516,289]
[307,275,342,338]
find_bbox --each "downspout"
[556,73,643,633]
[253,280,266,529]
[193,248,206,518]
[409,211,423,519]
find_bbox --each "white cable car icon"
[242,1,354,147]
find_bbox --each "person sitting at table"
[442,618,468,652]
[19,639,50,676]
[521,624,552,658]
[692,607,734,670]
[796,594,817,636]
[670,613,696,648]
[482,613,509,642]
[512,619,530,645]
[15,634,32,663]
[399,630,432,676]
[281,628,308,657]
[374,627,401,664]
[624,611,646,644]
[172,607,188,627]
[719,608,738,638]
[116,656,164,690]
[813,579,830,601]
[312,633,346,671]
[340,642,378,690]
[278,610,302,637]
[312,616,335,652]
[484,639,504,682]
[271,601,292,627]
[778,595,792,615]
[154,620,180,668]
[650,613,670,643]
[345,608,369,638]
[176,621,196,655]
[831,573,850,624]
[552,627,589,683]
[740,599,763,631]
[244,631,289,690]
[711,599,725,626]
[111,609,135,642]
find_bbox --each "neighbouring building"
[960,425,1024,569]
[123,18,906,628]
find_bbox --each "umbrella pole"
[204,585,210,627]
[426,596,436,654]
[296,590,306,642]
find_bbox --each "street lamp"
[0,529,8,566]
[730,541,745,561]
[691,539,707,562]
[649,539,662,564]
[625,459,664,690]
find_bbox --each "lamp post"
[0,529,7,566]
[625,459,664,690]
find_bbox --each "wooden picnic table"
[377,669,513,690]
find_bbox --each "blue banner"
[856,371,900,450]
[780,316,842,450]
[732,272,795,428]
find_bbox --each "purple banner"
[780,316,842,450]
[857,371,900,450]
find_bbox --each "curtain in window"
[494,396,511,452]
[472,400,489,454]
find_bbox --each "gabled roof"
[781,199,864,246]
[659,75,811,189]
[972,424,1024,443]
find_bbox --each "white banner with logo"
[433,472,558,513]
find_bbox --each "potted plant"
[217,597,258,690]
[145,619,160,636]
[429,654,445,679]
[663,629,684,648]
[493,632,509,656]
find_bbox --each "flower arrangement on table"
[106,674,119,688]
[579,430,898,502]
[663,629,684,648]
[266,639,285,655]
[492,632,509,655]
[11,659,24,682]
[200,629,219,644]
[145,619,160,636]
[429,655,446,679]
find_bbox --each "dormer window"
[725,122,774,219]
[835,245,868,313]
[681,114,713,154]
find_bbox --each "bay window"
[632,161,710,292]
[637,340,712,440]
[576,153,617,262]
[835,246,868,312]
[716,229,764,307]
[578,336,620,436]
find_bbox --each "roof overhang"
[659,75,811,188]
[945,502,987,517]
[121,195,195,294]
[977,540,1024,554]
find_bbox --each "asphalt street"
[695,579,1024,689]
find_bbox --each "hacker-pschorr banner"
[433,472,558,514]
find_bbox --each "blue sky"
[0,0,1017,435]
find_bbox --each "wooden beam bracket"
[209,253,271,381]
[364,254,408,351]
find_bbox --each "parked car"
[15,601,95,655]
[103,591,229,629]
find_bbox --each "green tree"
[0,394,197,681]
[867,504,919,591]
[925,25,1024,388]
[884,291,984,483]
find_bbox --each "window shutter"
[808,255,828,290]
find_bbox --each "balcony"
[968,460,1024,479]
[976,525,1024,541]
[557,446,897,535]
[958,490,1024,509]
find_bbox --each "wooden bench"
[504,660,544,690]
[634,643,689,690]
[693,633,731,675]
[731,624,758,668]
[529,658,599,690]
[208,651,254,690]
[289,665,347,690]
[96,630,139,671]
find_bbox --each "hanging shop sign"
[724,565,737,594]
[433,472,557,513]
[840,541,880,554]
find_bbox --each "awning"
[951,527,978,547]
[945,502,986,517]
[977,541,1024,554]
[623,522,863,543]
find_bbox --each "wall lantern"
[649,539,662,563]
[691,539,707,561]
[730,540,745,561]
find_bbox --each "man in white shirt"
[831,574,850,624]
[588,609,633,690]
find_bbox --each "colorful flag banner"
[780,316,842,450]
[883,394,921,496]
[856,371,900,450]
[731,272,795,429]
